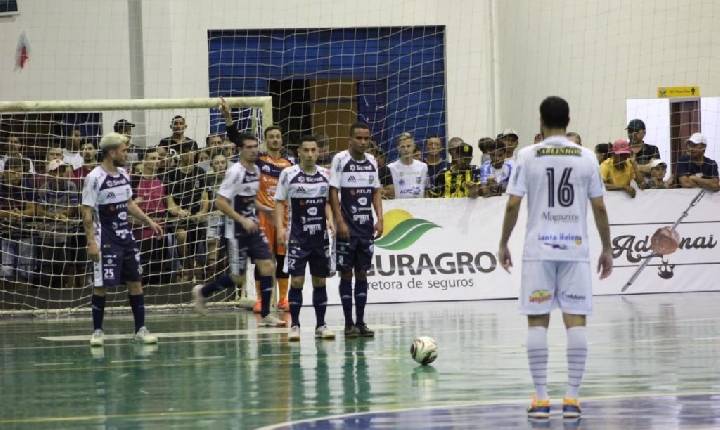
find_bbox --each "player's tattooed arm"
[81,205,100,262]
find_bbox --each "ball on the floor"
[651,226,680,255]
[411,336,438,365]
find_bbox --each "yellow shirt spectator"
[600,158,635,187]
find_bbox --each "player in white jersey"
[81,133,163,347]
[274,136,336,341]
[387,132,428,199]
[498,97,613,419]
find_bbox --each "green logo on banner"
[375,209,440,250]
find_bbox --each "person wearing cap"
[626,119,660,177]
[81,132,163,347]
[640,159,673,189]
[498,128,520,157]
[600,138,642,198]
[677,133,719,191]
[114,119,139,164]
[431,141,481,198]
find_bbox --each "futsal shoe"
[260,314,288,327]
[252,300,262,314]
[288,325,301,342]
[344,324,360,338]
[562,397,582,419]
[315,325,335,340]
[134,327,158,344]
[192,285,207,315]
[527,396,551,419]
[277,299,290,312]
[89,329,104,347]
[356,323,375,338]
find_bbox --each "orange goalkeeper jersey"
[256,152,294,208]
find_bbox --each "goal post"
[0,96,273,316]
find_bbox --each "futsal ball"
[651,226,680,256]
[411,336,438,365]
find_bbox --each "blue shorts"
[284,240,332,277]
[228,231,272,274]
[335,237,374,273]
[93,241,142,287]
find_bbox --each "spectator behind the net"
[431,141,481,198]
[159,115,199,155]
[114,119,138,163]
[497,128,519,158]
[0,134,36,174]
[63,127,85,170]
[132,147,177,285]
[206,153,228,278]
[222,138,238,163]
[478,138,514,197]
[386,132,428,199]
[595,143,611,164]
[626,119,660,178]
[600,138,642,198]
[72,141,98,184]
[197,149,211,173]
[367,142,392,198]
[36,159,80,288]
[206,133,225,158]
[316,134,334,168]
[641,159,673,189]
[424,135,447,194]
[0,157,37,283]
[676,133,720,191]
[566,132,582,146]
[165,140,209,283]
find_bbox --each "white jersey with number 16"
[506,136,605,262]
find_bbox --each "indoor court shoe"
[260,314,288,327]
[192,285,207,315]
[252,300,262,314]
[288,325,301,341]
[134,326,158,344]
[344,324,360,338]
[527,397,551,419]
[315,325,335,340]
[562,397,581,419]
[89,329,104,347]
[277,299,290,312]
[356,323,375,337]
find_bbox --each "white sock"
[527,326,549,400]
[566,326,588,399]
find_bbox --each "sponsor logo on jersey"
[529,289,552,303]
[307,207,318,216]
[358,197,368,206]
[536,147,582,157]
[347,176,357,183]
[542,211,579,223]
[297,175,305,182]
[353,214,371,224]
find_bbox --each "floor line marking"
[110,359,150,364]
[33,362,73,367]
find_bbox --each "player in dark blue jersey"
[274,135,335,341]
[329,123,384,337]
[82,133,163,347]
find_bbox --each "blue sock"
[354,279,368,325]
[200,274,234,297]
[339,277,353,326]
[129,294,145,333]
[259,276,273,317]
[91,294,105,331]
[313,286,328,328]
[289,287,303,327]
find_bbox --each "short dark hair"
[264,125,282,138]
[426,134,442,141]
[595,143,611,154]
[143,147,159,160]
[171,115,185,126]
[477,137,498,153]
[206,132,224,145]
[238,133,259,148]
[540,96,570,129]
[349,122,370,137]
[299,135,318,146]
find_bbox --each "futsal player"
[329,122,383,337]
[274,135,335,341]
[82,132,163,347]
[498,96,613,419]
[192,114,286,328]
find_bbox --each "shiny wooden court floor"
[1,292,719,429]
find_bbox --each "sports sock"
[91,294,105,331]
[354,278,368,325]
[566,326,588,399]
[339,278,353,326]
[200,274,234,297]
[259,276,273,317]
[129,294,145,333]
[527,326,549,401]
[313,286,328,328]
[288,287,303,327]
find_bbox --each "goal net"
[0,97,271,315]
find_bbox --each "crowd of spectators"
[0,114,718,289]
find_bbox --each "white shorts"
[519,260,592,316]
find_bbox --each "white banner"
[318,189,720,305]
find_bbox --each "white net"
[0,97,270,313]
